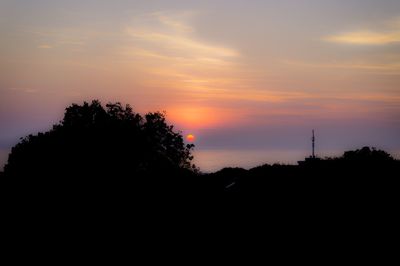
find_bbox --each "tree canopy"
[4,100,197,178]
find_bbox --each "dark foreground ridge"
[1,100,399,209]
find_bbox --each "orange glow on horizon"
[167,106,237,129]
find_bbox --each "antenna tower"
[312,130,315,158]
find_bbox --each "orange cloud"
[324,17,400,45]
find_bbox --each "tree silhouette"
[341,146,394,162]
[4,100,197,178]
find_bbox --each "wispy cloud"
[5,87,38,93]
[324,30,400,45]
[26,28,90,49]
[323,17,400,45]
[125,11,238,58]
[284,60,400,75]
[127,29,238,57]
[154,11,194,33]
[37,44,52,49]
[123,11,239,87]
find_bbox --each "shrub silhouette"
[4,100,196,178]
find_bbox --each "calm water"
[194,148,400,173]
[193,149,310,173]
[1,147,399,173]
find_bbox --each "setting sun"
[186,134,196,142]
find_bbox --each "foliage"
[4,100,197,177]
[341,146,394,161]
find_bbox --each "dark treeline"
[1,100,399,209]
[208,146,399,193]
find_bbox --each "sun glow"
[186,134,196,142]
[167,106,236,129]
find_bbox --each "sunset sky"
[1,0,400,171]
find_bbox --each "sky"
[1,0,400,171]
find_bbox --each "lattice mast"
[312,130,315,158]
